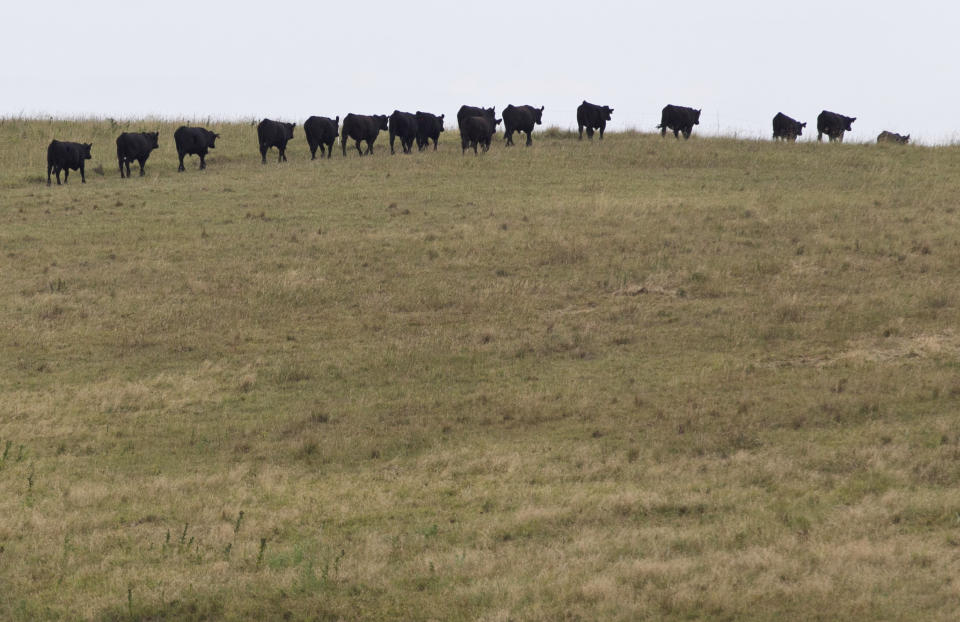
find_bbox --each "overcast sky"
[3,1,957,144]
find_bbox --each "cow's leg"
[138,158,146,176]
[673,128,680,139]
[525,131,532,147]
[326,142,333,159]
[578,124,584,140]
[837,132,844,143]
[355,140,363,156]
[279,145,286,162]
[79,164,86,183]
[47,163,52,186]
[118,157,125,178]
[504,129,513,146]
[683,129,691,140]
[660,126,667,138]
[260,144,268,164]
[55,167,62,185]
[390,132,396,155]
[598,124,605,140]
[63,168,69,184]
[125,160,132,178]
[365,140,374,155]
[199,153,206,170]
[342,136,348,157]
[309,141,317,160]
[585,127,594,140]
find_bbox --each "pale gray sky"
[4,1,957,143]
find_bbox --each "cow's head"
[375,115,389,130]
[485,107,496,121]
[603,106,614,121]
[147,132,159,149]
[334,116,340,136]
[845,116,856,130]
[901,134,910,144]
[284,122,295,139]
[495,118,502,126]
[694,109,702,125]
[438,114,445,132]
[534,106,544,124]
[208,132,220,148]
[81,143,92,159]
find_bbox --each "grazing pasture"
[1,117,960,620]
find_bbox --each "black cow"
[877,131,909,144]
[415,111,444,151]
[577,101,614,140]
[501,105,544,147]
[257,119,295,164]
[657,105,701,139]
[341,114,389,156]
[389,110,418,155]
[116,132,159,178]
[816,110,856,142]
[457,105,496,131]
[772,112,806,142]
[304,115,339,159]
[174,126,219,172]
[46,140,92,185]
[460,116,502,155]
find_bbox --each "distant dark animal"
[46,140,92,185]
[502,104,544,146]
[877,131,909,144]
[304,116,339,159]
[415,111,444,151]
[657,105,701,139]
[116,131,159,178]
[174,126,219,172]
[816,110,856,142]
[257,119,295,164]
[577,101,614,140]
[457,105,496,131]
[388,110,418,155]
[772,113,806,142]
[341,114,389,156]
[460,115,501,155]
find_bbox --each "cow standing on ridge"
[461,115,501,155]
[415,111,444,151]
[816,110,856,142]
[46,140,92,185]
[772,113,806,142]
[502,105,544,146]
[388,111,418,155]
[257,119,295,163]
[657,105,701,139]
[116,131,159,177]
[304,116,339,159]
[341,114,389,156]
[577,101,613,140]
[174,126,219,171]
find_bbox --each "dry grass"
[1,118,960,620]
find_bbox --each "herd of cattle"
[44,102,909,185]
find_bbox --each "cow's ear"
[802,122,807,127]
[335,116,339,122]
[851,117,857,122]
[439,114,444,120]
[540,106,544,112]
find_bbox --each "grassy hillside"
[2,117,960,620]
